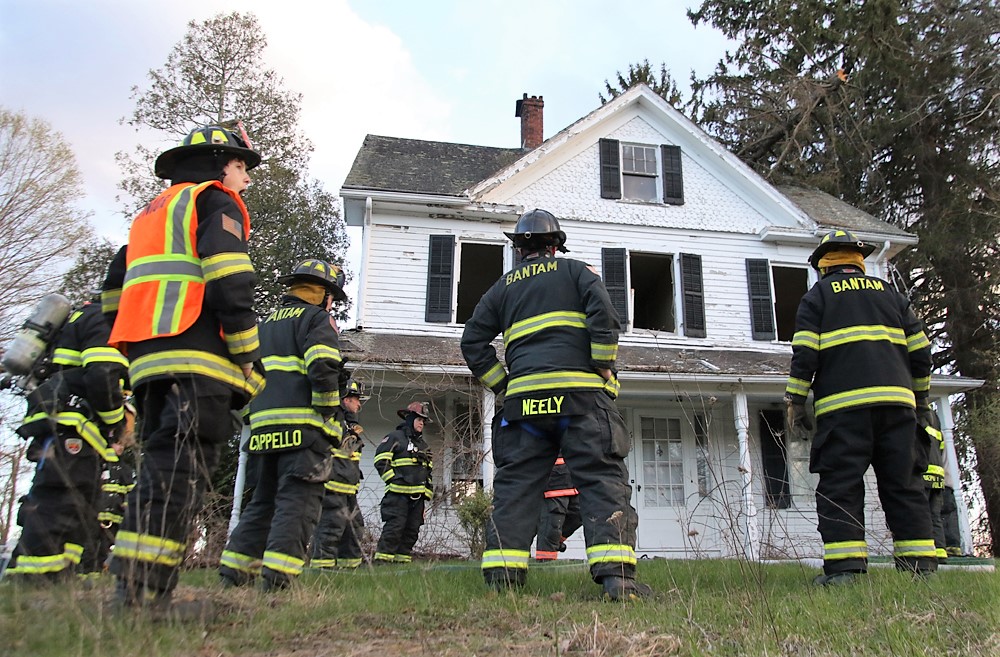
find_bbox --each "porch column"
[936,396,973,555]
[481,388,496,491]
[733,392,759,560]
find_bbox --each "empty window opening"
[456,243,504,324]
[772,266,809,341]
[622,144,658,201]
[759,409,791,509]
[630,253,675,332]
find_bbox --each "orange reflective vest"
[110,181,250,345]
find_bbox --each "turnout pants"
[111,377,234,594]
[811,405,936,575]
[535,495,582,560]
[220,437,330,587]
[941,486,962,554]
[374,493,424,562]
[311,492,365,568]
[10,433,101,580]
[483,393,638,584]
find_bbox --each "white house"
[336,85,978,561]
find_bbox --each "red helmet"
[396,401,433,423]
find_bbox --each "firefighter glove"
[786,397,812,432]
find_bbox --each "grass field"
[2,558,998,656]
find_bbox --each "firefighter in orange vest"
[105,125,264,612]
[534,456,582,561]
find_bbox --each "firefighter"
[105,125,265,611]
[534,456,582,561]
[372,402,434,564]
[460,208,649,601]
[785,229,937,586]
[7,296,128,583]
[79,410,137,575]
[918,409,948,562]
[311,378,368,570]
[220,259,349,590]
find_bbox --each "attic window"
[622,144,658,201]
[599,138,684,204]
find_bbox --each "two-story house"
[336,84,977,561]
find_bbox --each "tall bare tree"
[0,108,92,336]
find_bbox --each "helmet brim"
[396,409,433,423]
[277,272,348,301]
[154,143,262,180]
[809,240,877,268]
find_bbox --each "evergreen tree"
[117,11,348,317]
[686,0,1000,551]
[600,59,684,106]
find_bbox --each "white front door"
[628,411,713,554]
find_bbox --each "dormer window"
[599,138,684,205]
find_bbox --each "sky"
[0,0,733,308]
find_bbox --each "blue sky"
[0,0,732,281]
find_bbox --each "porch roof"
[339,331,982,393]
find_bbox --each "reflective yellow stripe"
[819,324,906,350]
[585,543,637,565]
[824,540,868,560]
[386,483,431,496]
[263,355,306,373]
[53,412,118,462]
[311,389,340,406]
[96,406,125,425]
[305,344,341,366]
[220,550,262,574]
[792,330,820,350]
[503,311,586,344]
[311,558,337,569]
[912,376,931,392]
[480,362,506,388]
[337,558,362,568]
[814,386,915,416]
[907,331,931,352]
[894,539,936,558]
[324,480,360,494]
[603,375,621,399]
[11,553,71,574]
[925,465,945,477]
[506,370,605,397]
[391,457,418,467]
[262,550,304,576]
[785,377,811,396]
[98,511,124,523]
[81,346,129,368]
[249,407,343,439]
[591,342,618,362]
[114,531,186,567]
[129,349,265,399]
[373,552,397,562]
[52,348,82,367]
[101,288,121,314]
[481,549,530,570]
[202,252,253,282]
[224,326,259,356]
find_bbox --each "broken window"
[759,409,790,509]
[426,236,504,324]
[746,259,809,341]
[771,266,809,342]
[630,252,675,332]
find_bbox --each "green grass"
[2,559,998,656]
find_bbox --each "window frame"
[425,235,506,325]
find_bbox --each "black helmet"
[809,229,876,269]
[503,209,568,253]
[343,378,369,400]
[154,125,261,180]
[277,259,348,301]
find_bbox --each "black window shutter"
[745,259,776,340]
[599,138,622,199]
[661,144,684,205]
[680,253,705,338]
[425,235,455,323]
[601,248,628,326]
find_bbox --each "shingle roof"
[340,331,789,377]
[778,185,911,237]
[342,135,524,196]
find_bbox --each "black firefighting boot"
[112,578,213,622]
[600,576,652,601]
[483,567,526,592]
[812,571,861,587]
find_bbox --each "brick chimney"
[515,93,544,149]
